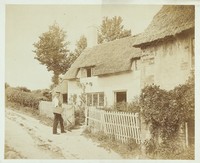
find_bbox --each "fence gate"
[85,107,141,144]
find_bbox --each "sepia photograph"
[2,0,198,160]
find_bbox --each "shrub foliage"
[140,73,194,149]
[6,87,48,109]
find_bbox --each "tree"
[98,16,131,44]
[74,35,87,57]
[69,35,87,64]
[33,23,70,85]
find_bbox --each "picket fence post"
[100,110,105,131]
[85,107,88,126]
[86,107,141,144]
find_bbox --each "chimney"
[86,25,98,48]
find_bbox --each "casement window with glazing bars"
[86,92,104,108]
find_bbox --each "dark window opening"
[62,93,68,104]
[93,94,98,106]
[116,92,127,103]
[86,68,92,77]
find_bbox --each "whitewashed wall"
[141,32,193,90]
[67,80,82,106]
[68,69,141,107]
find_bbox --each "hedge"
[6,87,48,109]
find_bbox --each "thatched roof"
[64,36,141,79]
[133,5,194,47]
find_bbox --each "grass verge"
[82,127,147,159]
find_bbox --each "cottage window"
[62,93,68,104]
[80,66,94,78]
[115,91,127,103]
[93,94,98,106]
[86,92,104,107]
[86,68,92,77]
[99,93,104,106]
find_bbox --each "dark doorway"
[62,93,68,104]
[116,91,127,103]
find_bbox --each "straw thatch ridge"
[64,36,141,80]
[133,5,194,47]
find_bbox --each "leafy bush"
[6,87,48,109]
[74,109,85,125]
[140,73,194,158]
[143,138,157,156]
[126,138,140,151]
[169,74,194,122]
[140,85,178,140]
[172,145,194,160]
[5,82,10,89]
[155,140,182,159]
[41,89,52,101]
[32,89,52,101]
[143,138,195,159]
[140,74,194,141]
[69,83,87,126]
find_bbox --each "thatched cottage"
[63,37,142,107]
[133,5,194,90]
[62,5,194,108]
[53,5,194,147]
[133,5,195,147]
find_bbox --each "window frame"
[86,68,92,77]
[114,90,127,104]
[86,92,104,107]
[62,93,68,104]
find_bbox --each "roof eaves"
[97,69,133,77]
[78,65,96,69]
[133,27,194,48]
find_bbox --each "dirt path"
[5,108,122,159]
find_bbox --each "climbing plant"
[140,73,194,142]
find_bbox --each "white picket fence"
[85,107,141,144]
[39,101,75,126]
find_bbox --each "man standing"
[52,91,66,134]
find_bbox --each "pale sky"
[5,5,162,90]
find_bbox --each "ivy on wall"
[140,72,194,142]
